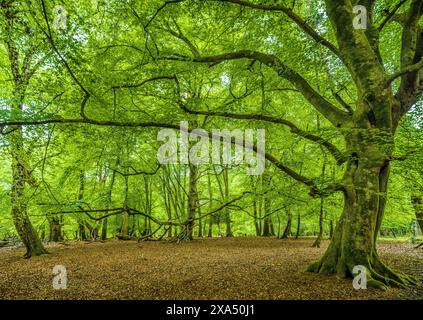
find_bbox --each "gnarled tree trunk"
[308,131,415,288]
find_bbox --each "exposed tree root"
[24,247,49,259]
[307,254,416,290]
[311,236,322,248]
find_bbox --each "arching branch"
[178,103,346,164]
[165,50,350,127]
[213,0,341,59]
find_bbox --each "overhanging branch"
[178,103,346,164]
[213,0,342,59]
[164,50,350,127]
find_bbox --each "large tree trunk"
[308,134,415,288]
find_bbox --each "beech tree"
[143,0,422,288]
[0,0,421,289]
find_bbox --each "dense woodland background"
[0,0,423,291]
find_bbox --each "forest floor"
[0,237,422,300]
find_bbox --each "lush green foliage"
[0,0,421,244]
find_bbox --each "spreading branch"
[164,50,350,127]
[378,0,409,32]
[387,57,423,87]
[178,102,346,164]
[213,0,342,59]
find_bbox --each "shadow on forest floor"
[0,237,422,300]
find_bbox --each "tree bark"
[101,169,115,240]
[10,147,48,257]
[48,217,63,242]
[312,197,325,248]
[295,213,301,239]
[77,171,87,240]
[411,195,423,234]
[207,172,213,237]
[281,212,292,239]
[223,167,232,237]
[2,0,47,258]
[308,132,416,288]
[262,216,274,237]
[186,163,198,240]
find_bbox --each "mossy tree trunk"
[304,0,423,288]
[190,0,422,287]
[10,143,48,257]
[308,131,415,288]
[2,0,47,258]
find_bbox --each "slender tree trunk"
[295,213,301,239]
[197,188,203,238]
[186,164,198,240]
[101,170,115,240]
[313,146,326,247]
[120,175,130,238]
[312,197,325,247]
[223,167,232,237]
[207,172,213,237]
[262,183,274,236]
[162,171,173,237]
[281,212,292,239]
[77,171,87,240]
[252,175,260,236]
